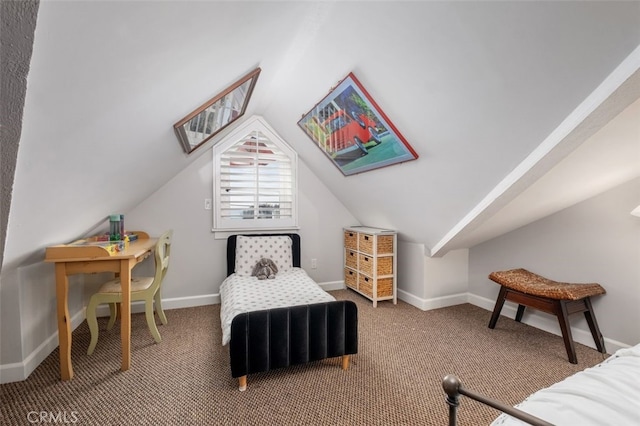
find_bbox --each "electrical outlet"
[204,198,212,210]
[311,258,317,269]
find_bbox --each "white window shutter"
[213,116,298,231]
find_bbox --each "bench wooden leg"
[515,304,526,322]
[488,286,508,329]
[583,297,606,354]
[557,300,578,364]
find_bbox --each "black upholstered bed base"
[230,300,358,378]
[225,233,358,390]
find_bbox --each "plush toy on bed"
[251,257,279,280]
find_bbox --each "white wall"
[468,178,640,349]
[396,244,469,311]
[397,241,426,302]
[425,249,469,301]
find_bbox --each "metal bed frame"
[442,375,553,426]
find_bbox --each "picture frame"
[298,72,418,175]
[174,68,261,154]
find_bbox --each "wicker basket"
[379,256,393,275]
[344,231,358,250]
[377,235,395,254]
[345,250,357,269]
[344,268,357,289]
[358,275,393,298]
[358,233,394,255]
[376,277,394,297]
[359,274,374,297]
[358,233,374,254]
[358,254,373,275]
[358,254,393,276]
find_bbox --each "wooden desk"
[45,232,156,380]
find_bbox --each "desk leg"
[55,263,73,380]
[120,259,132,371]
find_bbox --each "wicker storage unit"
[343,226,397,307]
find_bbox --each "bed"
[220,233,358,391]
[443,343,640,425]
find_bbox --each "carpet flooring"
[0,290,606,425]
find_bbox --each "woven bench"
[487,268,606,364]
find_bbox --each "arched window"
[213,116,297,231]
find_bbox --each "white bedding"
[491,343,640,426]
[219,267,335,345]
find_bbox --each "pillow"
[234,235,293,277]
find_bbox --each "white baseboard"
[320,280,346,292]
[397,290,628,354]
[0,293,222,384]
[1,278,354,384]
[0,309,86,384]
[94,293,221,317]
[397,288,467,311]
[3,288,627,384]
[0,284,340,383]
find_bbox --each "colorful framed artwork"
[298,72,418,176]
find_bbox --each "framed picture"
[174,68,261,154]
[298,72,418,176]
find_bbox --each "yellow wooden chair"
[86,230,173,355]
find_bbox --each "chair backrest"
[151,230,173,291]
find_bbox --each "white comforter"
[219,267,335,345]
[491,343,640,425]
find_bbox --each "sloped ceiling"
[5,1,640,268]
[442,93,640,252]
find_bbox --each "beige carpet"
[0,290,606,425]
